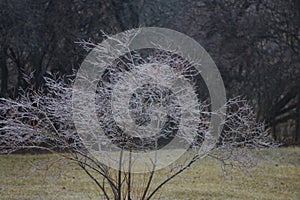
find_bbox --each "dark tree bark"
[296,94,300,143]
[0,47,8,97]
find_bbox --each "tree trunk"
[272,121,277,141]
[295,94,300,143]
[0,48,8,97]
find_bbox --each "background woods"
[0,0,299,144]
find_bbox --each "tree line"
[0,0,299,144]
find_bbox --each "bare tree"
[202,0,300,143]
[0,30,275,199]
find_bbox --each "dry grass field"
[0,147,299,200]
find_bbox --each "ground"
[0,147,299,200]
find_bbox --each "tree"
[0,0,134,97]
[202,0,300,143]
[0,29,275,199]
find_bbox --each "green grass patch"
[0,147,299,199]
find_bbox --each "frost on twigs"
[0,29,276,199]
[0,74,80,154]
[207,97,277,175]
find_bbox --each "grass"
[0,147,299,200]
